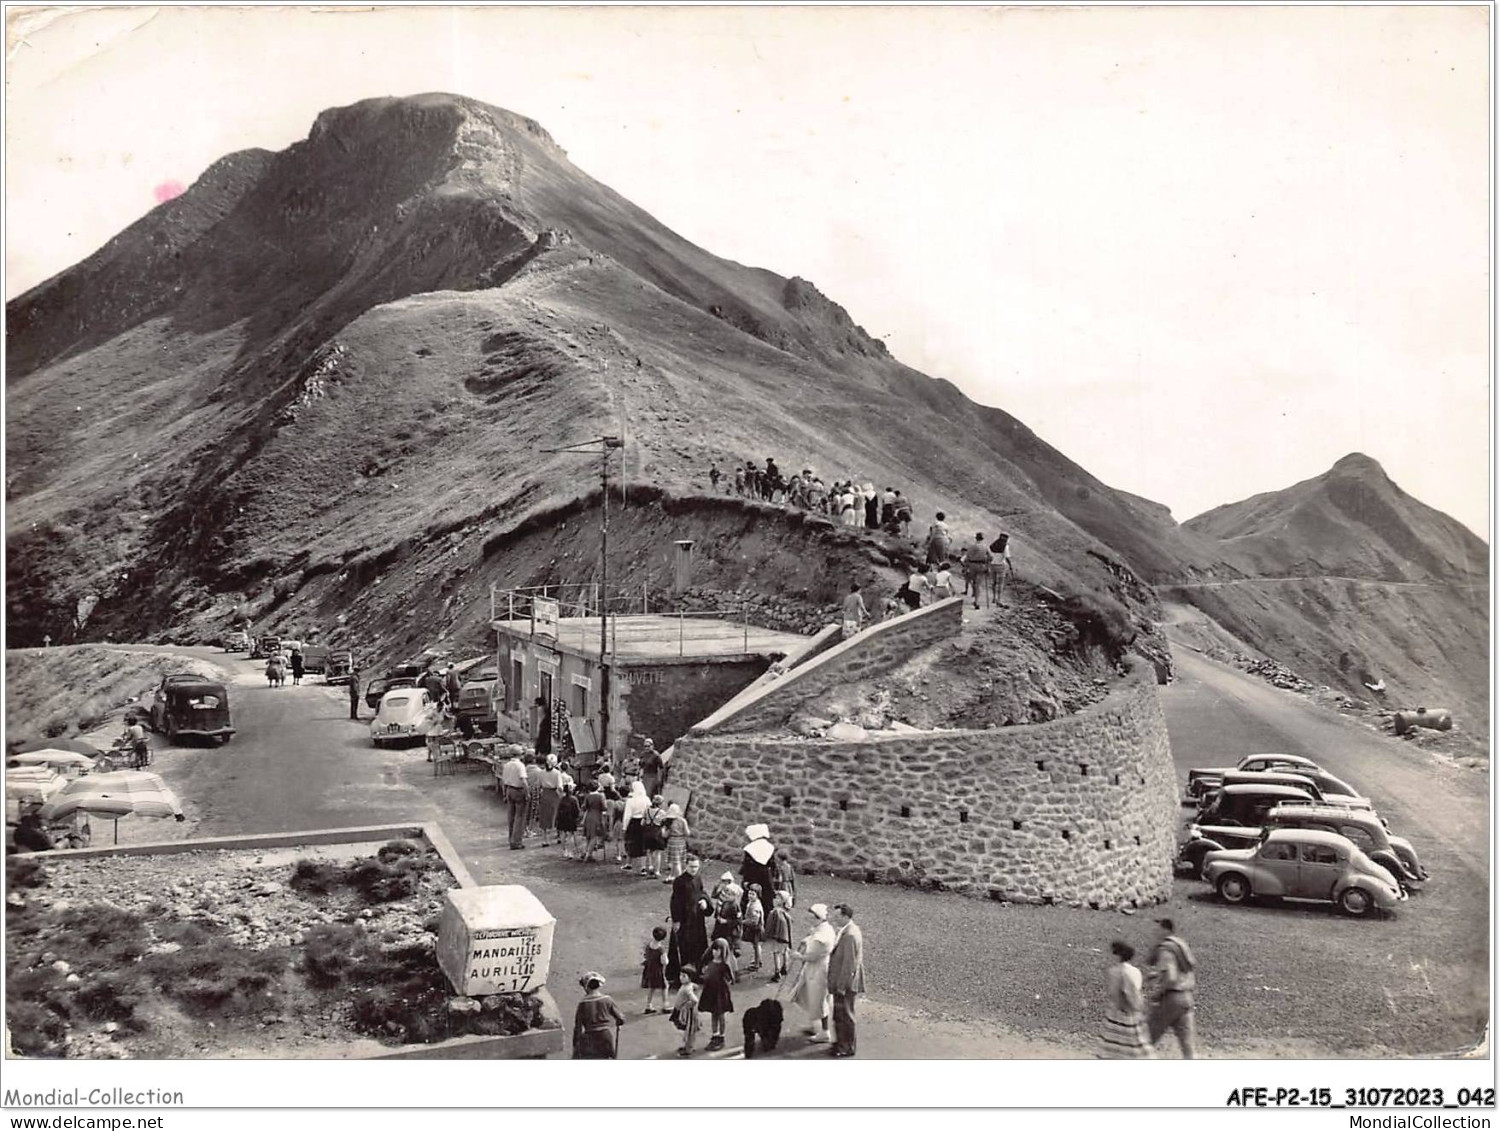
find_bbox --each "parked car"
[1194,783,1321,829]
[325,649,354,685]
[1186,753,1342,802]
[222,630,251,653]
[370,688,442,748]
[1219,769,1370,809]
[300,644,330,674]
[455,667,500,737]
[1178,804,1426,888]
[1202,828,1404,916]
[148,677,235,745]
[365,674,419,710]
[251,634,281,660]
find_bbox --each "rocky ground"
[3,841,474,1059]
[775,595,1118,741]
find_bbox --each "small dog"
[741,998,784,1058]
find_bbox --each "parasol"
[39,771,184,843]
[10,749,97,772]
[6,767,67,806]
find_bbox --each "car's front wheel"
[1216,873,1251,904]
[1339,887,1373,917]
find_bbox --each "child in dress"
[742,884,766,972]
[765,890,793,982]
[662,802,690,883]
[555,783,582,859]
[697,938,736,1052]
[641,925,669,1013]
[711,889,743,966]
[670,975,702,1057]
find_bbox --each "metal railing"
[489,583,758,657]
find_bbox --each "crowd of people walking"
[569,817,868,1060]
[708,459,1018,613]
[709,457,917,538]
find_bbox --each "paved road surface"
[119,644,1487,1058]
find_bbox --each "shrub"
[377,840,420,862]
[301,923,381,988]
[6,999,69,1056]
[289,858,343,895]
[53,904,151,963]
[6,855,48,890]
[1057,589,1137,655]
[75,970,148,1027]
[143,943,288,1018]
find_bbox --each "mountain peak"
[307,93,561,155]
[1329,452,1387,479]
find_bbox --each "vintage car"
[1186,753,1338,802]
[1202,828,1405,916]
[148,677,235,744]
[455,667,501,737]
[1218,769,1370,809]
[1193,783,1321,829]
[365,673,419,710]
[1178,803,1426,888]
[251,634,281,660]
[300,644,330,674]
[222,630,251,653]
[370,688,443,748]
[324,649,354,685]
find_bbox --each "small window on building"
[507,659,523,713]
[899,805,911,818]
[958,809,969,823]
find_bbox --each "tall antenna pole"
[600,442,610,754]
[599,435,623,759]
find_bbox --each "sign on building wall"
[533,597,560,639]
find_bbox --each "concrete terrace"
[489,614,807,663]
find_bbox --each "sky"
[4,4,1491,538]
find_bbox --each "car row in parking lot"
[1177,752,1426,917]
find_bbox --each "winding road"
[111,640,1490,1058]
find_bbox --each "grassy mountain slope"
[4,94,1485,736]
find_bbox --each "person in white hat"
[789,903,837,1042]
[572,973,624,1059]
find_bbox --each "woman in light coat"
[621,780,651,874]
[789,902,837,1043]
[1098,940,1153,1059]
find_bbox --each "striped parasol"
[6,767,68,805]
[10,749,97,772]
[40,770,184,824]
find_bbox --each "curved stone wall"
[670,658,1177,909]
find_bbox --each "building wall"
[669,659,1177,909]
[616,659,772,754]
[495,629,778,760]
[697,598,965,736]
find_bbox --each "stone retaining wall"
[695,597,965,735]
[671,658,1176,908]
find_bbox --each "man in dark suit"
[826,903,866,1058]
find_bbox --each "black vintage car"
[148,676,235,744]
